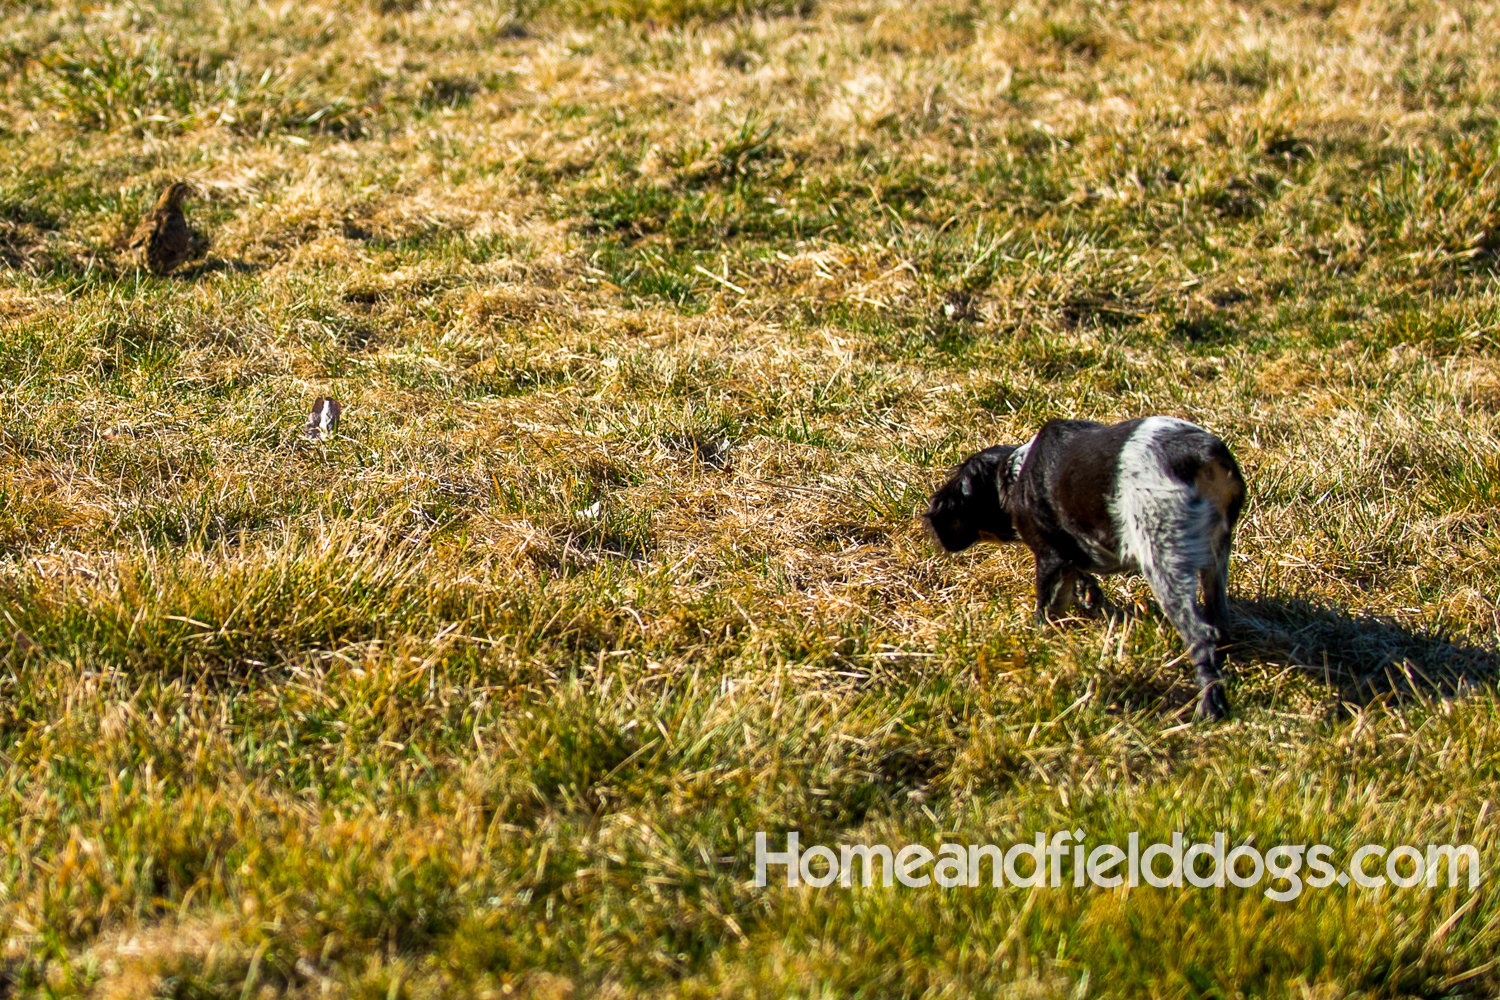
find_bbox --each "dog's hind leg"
[1147,562,1228,720]
[1199,540,1232,637]
[1132,507,1229,720]
[1193,456,1241,640]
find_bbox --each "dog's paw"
[1196,682,1231,722]
[1077,575,1106,615]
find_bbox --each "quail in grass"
[129,181,204,275]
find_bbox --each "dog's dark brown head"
[921,445,1019,552]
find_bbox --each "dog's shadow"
[1078,593,1494,716]
[1227,595,1494,706]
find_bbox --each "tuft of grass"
[35,35,369,138]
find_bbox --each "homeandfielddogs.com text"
[754,831,1482,902]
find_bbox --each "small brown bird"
[129,181,203,275]
[303,397,342,440]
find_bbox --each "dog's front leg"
[1074,572,1106,615]
[1032,547,1071,625]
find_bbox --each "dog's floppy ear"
[921,446,1017,552]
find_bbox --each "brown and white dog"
[922,417,1246,720]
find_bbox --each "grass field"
[2,0,1500,995]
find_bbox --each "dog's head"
[920,445,1019,553]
